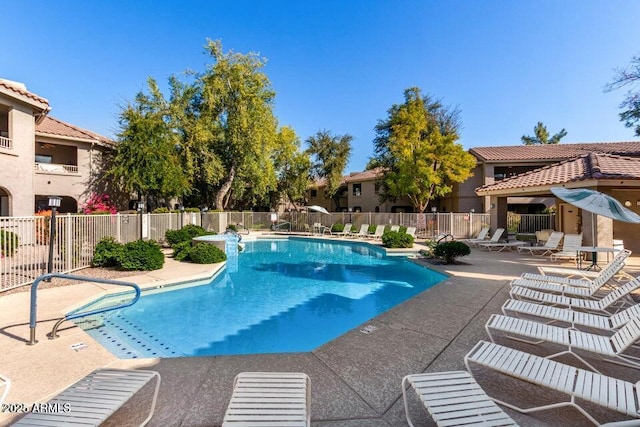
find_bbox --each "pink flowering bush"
[82,193,118,215]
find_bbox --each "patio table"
[576,246,616,271]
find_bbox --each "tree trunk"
[214,163,236,210]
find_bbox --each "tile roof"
[476,152,640,194]
[470,142,640,162]
[36,116,114,146]
[343,167,384,183]
[0,79,49,107]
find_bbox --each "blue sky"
[4,1,640,171]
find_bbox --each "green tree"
[306,130,352,210]
[108,78,189,204]
[187,39,279,210]
[373,87,475,213]
[521,121,567,145]
[273,126,311,210]
[605,53,640,136]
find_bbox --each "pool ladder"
[28,273,141,345]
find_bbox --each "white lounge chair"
[511,276,640,314]
[405,226,417,239]
[390,225,400,232]
[502,298,640,332]
[465,340,640,426]
[349,224,369,238]
[13,369,160,427]
[549,233,583,262]
[222,372,310,426]
[477,240,527,252]
[333,223,352,238]
[367,225,385,240]
[461,226,491,247]
[486,313,640,372]
[510,252,630,297]
[402,371,518,427]
[517,231,564,256]
[529,249,632,283]
[0,373,9,406]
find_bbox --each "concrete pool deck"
[1,239,640,426]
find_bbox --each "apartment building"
[0,79,114,216]
[305,141,640,216]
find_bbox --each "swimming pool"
[73,238,446,358]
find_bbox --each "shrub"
[368,224,377,234]
[165,224,207,246]
[381,231,414,248]
[92,237,123,267]
[227,224,238,232]
[0,230,19,257]
[117,240,165,271]
[188,242,227,264]
[152,207,170,213]
[172,241,193,261]
[184,207,200,213]
[332,223,345,233]
[82,193,118,214]
[433,241,471,264]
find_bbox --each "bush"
[152,207,170,213]
[381,231,414,248]
[165,224,207,246]
[172,241,193,261]
[184,207,200,213]
[332,223,345,233]
[117,240,165,271]
[433,241,470,264]
[227,224,238,232]
[188,242,227,264]
[92,237,123,267]
[0,230,19,257]
[368,224,377,234]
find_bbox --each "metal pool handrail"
[28,273,141,345]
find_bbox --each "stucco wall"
[0,103,35,216]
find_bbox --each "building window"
[353,206,361,212]
[374,206,380,212]
[310,189,317,198]
[374,182,381,194]
[35,154,53,164]
[353,183,361,196]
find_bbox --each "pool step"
[90,315,180,358]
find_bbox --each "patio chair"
[222,372,310,426]
[390,225,400,232]
[510,276,640,314]
[405,226,417,238]
[460,226,491,247]
[401,371,518,427]
[517,231,564,256]
[465,340,640,426]
[549,233,583,262]
[486,313,640,372]
[477,240,527,252]
[349,224,369,239]
[502,298,640,332]
[0,373,9,406]
[367,225,385,240]
[536,248,633,282]
[333,223,352,237]
[509,251,630,297]
[13,369,160,427]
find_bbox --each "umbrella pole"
[591,211,596,246]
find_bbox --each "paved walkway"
[1,240,640,426]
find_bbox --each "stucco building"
[0,79,114,216]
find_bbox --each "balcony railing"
[34,163,79,174]
[0,136,11,150]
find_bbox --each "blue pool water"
[74,238,446,358]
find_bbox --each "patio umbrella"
[306,205,331,215]
[550,187,640,244]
